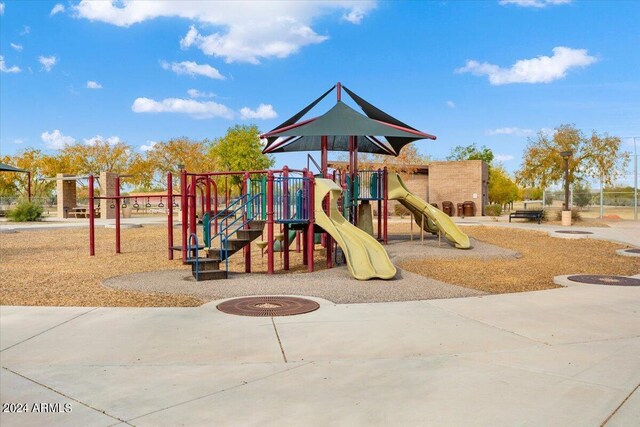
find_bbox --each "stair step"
[192,269,227,281]
[186,258,221,272]
[226,238,250,251]
[249,220,266,230]
[236,229,263,240]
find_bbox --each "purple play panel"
[567,275,640,286]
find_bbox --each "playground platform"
[2,278,639,426]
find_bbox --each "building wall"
[428,160,488,216]
[56,174,76,218]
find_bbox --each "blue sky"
[1,0,639,180]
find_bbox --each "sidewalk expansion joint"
[0,308,98,353]
[601,382,640,426]
[125,361,312,423]
[271,317,288,363]
[2,366,132,426]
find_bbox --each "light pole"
[560,150,573,225]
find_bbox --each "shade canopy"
[0,163,29,173]
[261,84,436,156]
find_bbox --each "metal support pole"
[267,171,275,274]
[115,176,121,254]
[283,167,290,270]
[307,171,315,272]
[243,172,251,273]
[181,169,188,262]
[564,157,570,211]
[27,171,31,202]
[167,172,174,260]
[189,175,197,239]
[600,175,604,220]
[89,174,95,256]
[634,137,638,221]
[383,167,388,244]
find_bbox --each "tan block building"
[328,160,488,216]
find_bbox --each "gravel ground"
[103,234,516,304]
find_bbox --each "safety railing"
[274,176,310,223]
[210,193,262,275]
[187,233,200,281]
[357,170,384,200]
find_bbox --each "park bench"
[509,210,543,224]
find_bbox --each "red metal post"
[89,174,95,256]
[321,136,328,178]
[243,172,251,273]
[167,172,174,260]
[282,167,290,270]
[181,170,188,262]
[266,171,275,274]
[377,168,382,240]
[352,135,358,226]
[295,230,301,253]
[205,177,212,216]
[383,167,388,244]
[189,175,197,239]
[115,176,121,254]
[307,171,315,272]
[336,82,341,101]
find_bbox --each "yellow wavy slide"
[314,178,396,280]
[387,173,471,249]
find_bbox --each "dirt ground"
[399,225,638,294]
[0,223,637,307]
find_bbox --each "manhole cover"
[555,230,593,235]
[567,275,640,286]
[217,296,320,317]
[625,249,640,254]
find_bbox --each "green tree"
[573,181,593,208]
[446,143,495,164]
[516,124,630,189]
[208,124,274,194]
[0,149,69,198]
[488,166,519,208]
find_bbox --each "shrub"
[484,204,502,216]
[7,200,44,222]
[394,203,411,218]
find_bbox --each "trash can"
[463,201,475,217]
[456,203,464,217]
[442,201,454,216]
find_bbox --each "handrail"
[187,233,200,281]
[210,193,262,274]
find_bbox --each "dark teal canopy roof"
[261,84,436,156]
[0,163,29,173]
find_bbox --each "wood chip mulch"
[399,226,638,294]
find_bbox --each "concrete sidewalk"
[2,283,639,426]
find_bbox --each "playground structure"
[87,83,472,281]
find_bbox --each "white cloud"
[0,3,4,15]
[486,127,533,136]
[494,154,515,162]
[73,1,376,64]
[13,139,25,144]
[0,55,21,73]
[131,97,233,119]
[240,104,278,120]
[50,3,65,15]
[446,100,455,109]
[41,129,74,149]
[161,60,224,79]
[38,55,58,72]
[456,47,597,85]
[140,140,158,152]
[86,80,102,89]
[499,0,571,8]
[83,135,122,146]
[187,88,215,98]
[10,43,23,51]
[20,26,30,35]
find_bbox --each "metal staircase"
[186,194,264,281]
